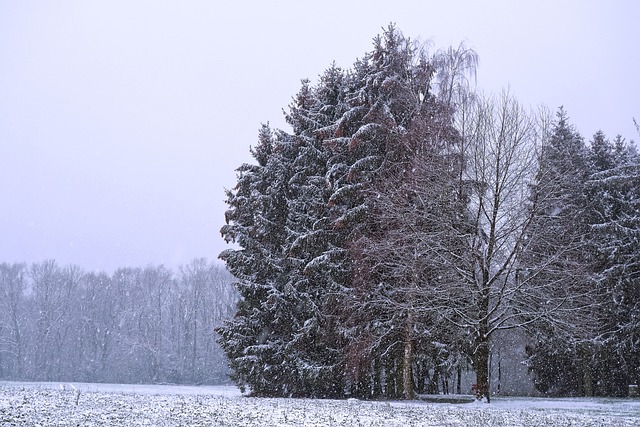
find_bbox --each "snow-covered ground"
[1,381,639,426]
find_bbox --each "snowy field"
[2,381,640,426]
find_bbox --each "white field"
[1,381,639,426]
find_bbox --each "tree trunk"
[402,319,414,399]
[373,357,383,397]
[11,315,22,377]
[582,346,594,397]
[429,367,440,394]
[474,333,490,402]
[385,357,397,399]
[497,354,501,395]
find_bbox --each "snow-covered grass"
[1,381,639,426]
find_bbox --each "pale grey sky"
[1,1,638,273]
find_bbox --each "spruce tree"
[218,124,301,395]
[522,108,598,396]
[281,68,350,398]
[317,25,465,398]
[219,25,464,398]
[219,68,351,397]
[587,132,640,395]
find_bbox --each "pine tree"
[220,25,579,402]
[218,124,301,395]
[280,67,350,398]
[317,25,466,399]
[219,67,351,397]
[219,25,470,398]
[522,108,599,396]
[587,132,640,395]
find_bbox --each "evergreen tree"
[218,124,301,395]
[587,132,640,395]
[221,26,569,401]
[319,25,466,399]
[219,67,352,397]
[522,108,599,396]
[218,25,469,398]
[280,67,350,398]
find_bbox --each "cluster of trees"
[525,117,640,397]
[219,25,639,401]
[0,258,236,384]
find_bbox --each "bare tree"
[0,263,26,377]
[437,91,594,402]
[176,259,237,383]
[344,40,479,400]
[433,41,479,109]
[29,261,82,380]
[459,92,537,401]
[78,271,120,382]
[352,142,467,399]
[351,91,569,402]
[137,265,173,382]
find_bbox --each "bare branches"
[433,41,479,109]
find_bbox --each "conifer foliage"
[219,25,639,399]
[521,108,598,396]
[219,25,464,398]
[588,132,640,395]
[524,116,640,397]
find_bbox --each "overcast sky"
[1,1,638,273]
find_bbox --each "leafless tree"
[29,261,82,380]
[176,258,237,382]
[0,263,26,377]
[433,41,479,109]
[347,42,480,400]
[358,90,562,402]
[453,91,539,401]
[438,92,596,402]
[353,151,466,399]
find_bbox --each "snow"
[0,381,242,397]
[2,382,640,426]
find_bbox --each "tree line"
[218,25,640,401]
[0,258,236,385]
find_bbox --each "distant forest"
[219,25,640,401]
[0,258,236,384]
